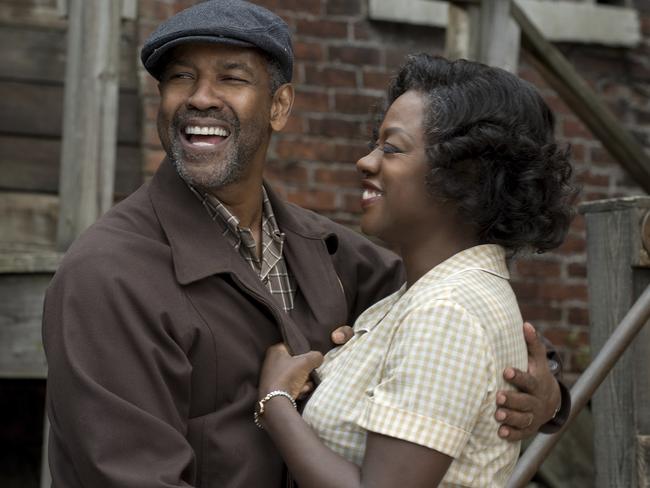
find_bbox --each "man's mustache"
[172,109,240,132]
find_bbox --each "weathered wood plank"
[582,197,650,488]
[0,135,142,196]
[445,0,520,72]
[445,2,480,61]
[56,0,122,249]
[0,193,58,248]
[477,0,520,73]
[633,271,650,437]
[0,24,138,88]
[639,436,650,487]
[0,1,66,29]
[587,209,636,488]
[0,80,139,144]
[122,0,138,20]
[0,251,62,274]
[0,274,51,379]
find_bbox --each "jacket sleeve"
[539,336,571,433]
[43,253,198,488]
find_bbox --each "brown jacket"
[43,160,405,488]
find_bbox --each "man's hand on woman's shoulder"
[496,322,563,441]
[331,325,354,345]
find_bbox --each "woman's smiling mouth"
[360,183,384,209]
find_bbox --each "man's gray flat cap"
[141,0,293,82]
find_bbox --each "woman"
[255,54,577,487]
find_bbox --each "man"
[43,1,568,487]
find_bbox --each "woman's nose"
[356,148,380,175]
[187,79,224,111]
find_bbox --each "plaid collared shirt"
[302,244,528,487]
[190,185,296,312]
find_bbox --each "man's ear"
[270,83,294,132]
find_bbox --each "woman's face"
[356,90,443,245]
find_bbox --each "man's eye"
[222,76,247,83]
[367,140,378,151]
[168,72,193,80]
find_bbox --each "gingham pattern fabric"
[302,244,528,487]
[190,185,296,311]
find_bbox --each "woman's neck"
[397,225,480,288]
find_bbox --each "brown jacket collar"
[149,159,336,285]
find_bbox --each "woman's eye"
[381,143,401,154]
[367,141,401,154]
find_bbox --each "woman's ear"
[270,84,294,132]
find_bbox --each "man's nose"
[187,78,224,111]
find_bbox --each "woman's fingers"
[297,381,315,399]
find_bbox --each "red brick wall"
[136,0,650,380]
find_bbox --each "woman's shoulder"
[405,267,521,336]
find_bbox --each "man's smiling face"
[157,42,275,190]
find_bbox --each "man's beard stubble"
[166,108,261,190]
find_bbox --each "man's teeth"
[184,126,229,137]
[362,189,383,199]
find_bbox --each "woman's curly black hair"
[385,54,579,254]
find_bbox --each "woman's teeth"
[362,189,383,199]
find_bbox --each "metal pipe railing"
[507,284,650,488]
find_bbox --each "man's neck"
[207,181,264,258]
[207,178,262,225]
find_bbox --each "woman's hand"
[259,343,324,400]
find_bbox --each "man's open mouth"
[182,125,231,147]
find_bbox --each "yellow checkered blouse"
[302,244,528,487]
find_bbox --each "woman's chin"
[360,219,385,241]
[359,219,375,238]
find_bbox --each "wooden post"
[477,0,520,72]
[445,0,520,72]
[581,197,650,488]
[56,0,122,251]
[44,2,126,485]
[445,2,480,61]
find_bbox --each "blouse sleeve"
[357,299,493,458]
